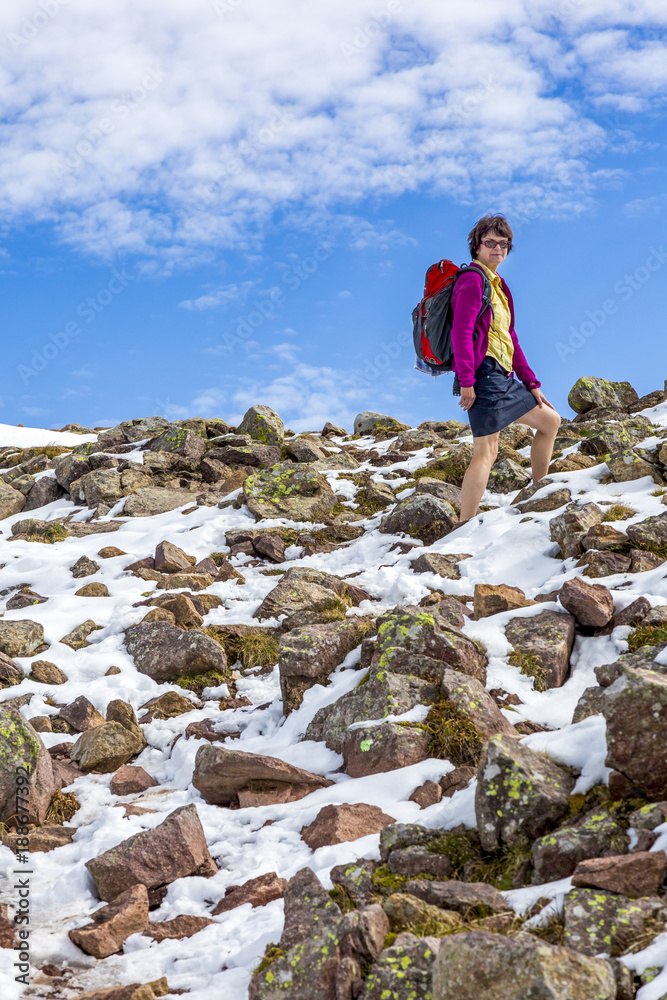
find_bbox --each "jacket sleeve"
[450,271,483,388]
[510,331,541,389]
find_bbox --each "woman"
[450,214,560,526]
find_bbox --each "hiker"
[450,214,560,526]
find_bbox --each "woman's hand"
[459,386,476,411]
[531,388,555,410]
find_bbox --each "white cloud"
[338,290,352,298]
[270,342,301,363]
[0,0,664,266]
[179,281,255,310]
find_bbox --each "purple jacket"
[450,269,541,390]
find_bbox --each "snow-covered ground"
[1,404,667,999]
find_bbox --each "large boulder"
[238,404,284,445]
[0,707,59,826]
[549,503,604,558]
[379,494,458,543]
[147,425,207,461]
[0,480,26,519]
[579,419,649,457]
[375,606,487,683]
[192,744,332,807]
[243,463,337,522]
[123,487,198,517]
[342,723,431,778]
[249,868,344,1000]
[563,887,663,957]
[54,454,92,491]
[572,851,666,897]
[607,447,661,483]
[432,931,615,1000]
[278,619,373,713]
[305,669,439,755]
[301,803,395,850]
[86,804,217,901]
[505,610,575,689]
[604,667,667,798]
[559,576,614,627]
[97,415,170,449]
[353,412,410,436]
[360,933,439,1000]
[568,376,638,414]
[475,734,575,851]
[78,469,124,511]
[0,619,45,658]
[70,722,145,773]
[123,622,227,683]
[626,510,667,549]
[254,567,350,622]
[531,810,626,883]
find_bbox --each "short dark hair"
[467,214,514,259]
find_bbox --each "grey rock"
[123,622,227,683]
[475,734,575,851]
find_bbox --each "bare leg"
[459,432,499,520]
[515,405,561,483]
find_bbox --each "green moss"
[328,884,357,913]
[205,629,280,670]
[602,504,636,521]
[315,597,351,622]
[353,488,388,516]
[508,651,548,692]
[253,943,285,976]
[174,669,229,696]
[627,624,667,654]
[46,790,79,824]
[422,700,483,767]
[428,827,533,890]
[42,523,69,544]
[428,830,479,873]
[370,864,434,898]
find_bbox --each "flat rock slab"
[572,850,667,897]
[110,765,158,796]
[301,803,395,850]
[212,871,287,914]
[123,487,197,517]
[473,584,535,619]
[410,552,471,579]
[69,884,149,959]
[143,914,215,942]
[2,824,76,853]
[432,930,615,1000]
[405,879,510,916]
[192,744,333,807]
[86,804,217,901]
[243,462,337,522]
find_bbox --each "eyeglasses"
[481,239,510,250]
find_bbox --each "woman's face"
[475,229,510,270]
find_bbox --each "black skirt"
[468,356,537,437]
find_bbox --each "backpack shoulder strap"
[456,262,493,322]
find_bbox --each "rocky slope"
[0,378,667,1000]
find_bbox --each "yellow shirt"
[474,258,514,372]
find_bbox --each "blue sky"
[1,0,666,432]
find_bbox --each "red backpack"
[412,259,491,374]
